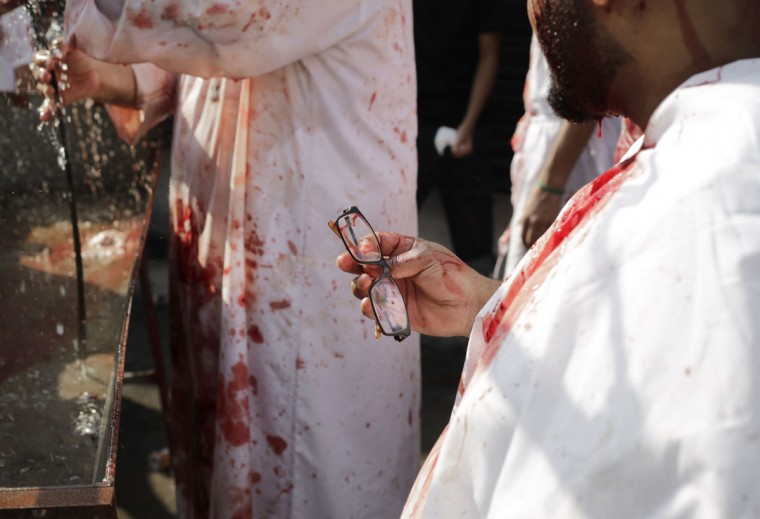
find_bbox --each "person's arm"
[39,47,175,144]
[452,32,501,158]
[521,120,596,248]
[65,0,385,79]
[41,48,137,108]
[337,232,502,337]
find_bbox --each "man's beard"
[534,0,632,123]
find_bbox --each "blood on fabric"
[598,119,603,138]
[479,155,640,363]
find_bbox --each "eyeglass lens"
[370,276,408,335]
[338,213,381,263]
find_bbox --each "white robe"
[65,1,420,518]
[504,35,618,275]
[0,8,33,92]
[404,58,760,517]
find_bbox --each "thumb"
[387,244,433,280]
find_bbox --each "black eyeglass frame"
[329,206,411,342]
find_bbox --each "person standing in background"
[500,34,619,276]
[44,0,422,517]
[413,0,507,275]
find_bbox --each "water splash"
[23,0,88,372]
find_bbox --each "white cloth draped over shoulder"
[404,59,760,518]
[65,1,420,518]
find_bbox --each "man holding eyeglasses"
[339,0,760,516]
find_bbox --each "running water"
[0,0,162,488]
[24,0,88,376]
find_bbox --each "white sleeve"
[65,0,379,78]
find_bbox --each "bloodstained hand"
[337,232,501,338]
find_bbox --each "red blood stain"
[287,240,298,255]
[247,325,264,344]
[368,91,377,111]
[246,231,266,255]
[333,352,344,359]
[259,7,271,19]
[266,435,288,455]
[296,356,306,370]
[408,409,413,425]
[160,3,180,20]
[249,471,262,484]
[130,9,153,29]
[205,3,228,15]
[408,428,446,516]
[270,299,292,310]
[249,375,258,395]
[217,360,251,446]
[232,219,242,230]
[480,156,639,366]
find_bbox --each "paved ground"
[114,154,511,518]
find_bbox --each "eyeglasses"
[329,206,411,342]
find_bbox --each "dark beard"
[534,0,632,123]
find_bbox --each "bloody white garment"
[65,2,420,518]
[404,58,760,517]
[0,8,33,92]
[504,35,618,275]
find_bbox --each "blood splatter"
[247,325,264,344]
[481,155,640,361]
[270,300,292,310]
[130,9,153,29]
[266,434,288,456]
[217,360,251,446]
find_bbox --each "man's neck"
[611,0,760,130]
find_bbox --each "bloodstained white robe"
[65,1,420,517]
[404,59,760,518]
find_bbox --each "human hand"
[336,232,501,338]
[35,41,107,121]
[521,188,565,249]
[451,124,473,158]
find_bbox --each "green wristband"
[539,183,565,196]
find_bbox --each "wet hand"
[34,41,104,121]
[337,232,501,338]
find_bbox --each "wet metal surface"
[0,91,160,514]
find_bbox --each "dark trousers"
[417,123,494,266]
